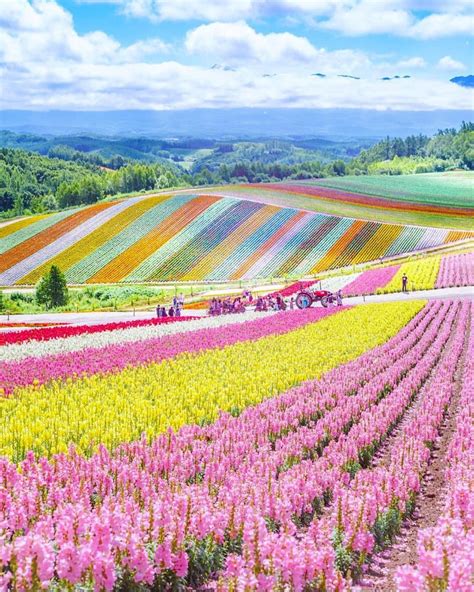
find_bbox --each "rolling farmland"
[0,182,472,285]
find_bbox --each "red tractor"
[296,287,334,309]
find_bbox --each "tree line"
[0,122,472,218]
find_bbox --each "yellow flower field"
[383,256,441,293]
[1,301,423,461]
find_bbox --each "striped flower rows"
[0,302,418,460]
[0,300,458,592]
[1,190,472,286]
[396,305,474,591]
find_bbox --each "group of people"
[156,293,185,318]
[254,294,289,311]
[209,294,249,315]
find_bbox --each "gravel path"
[2,286,471,326]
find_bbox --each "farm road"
[1,286,472,327]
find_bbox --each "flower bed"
[0,300,448,591]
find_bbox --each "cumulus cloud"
[322,0,414,36]
[79,0,473,40]
[0,0,169,65]
[408,13,473,39]
[0,0,472,113]
[437,55,467,70]
[396,57,427,68]
[185,22,318,66]
[185,22,374,75]
[77,0,340,21]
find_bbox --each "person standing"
[336,290,343,306]
[402,274,408,293]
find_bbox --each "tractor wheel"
[320,296,329,308]
[296,291,313,309]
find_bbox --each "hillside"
[0,189,471,286]
[205,172,474,230]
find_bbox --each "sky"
[0,0,473,112]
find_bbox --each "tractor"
[295,287,334,309]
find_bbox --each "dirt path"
[355,303,471,591]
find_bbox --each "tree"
[36,265,69,308]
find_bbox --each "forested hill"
[0,123,472,218]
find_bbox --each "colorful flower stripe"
[311,219,366,272]
[0,208,78,255]
[3,188,472,286]
[205,207,295,281]
[0,203,115,274]
[181,205,278,280]
[318,271,362,293]
[65,195,194,284]
[216,300,463,590]
[384,225,425,257]
[0,307,339,395]
[384,256,441,292]
[0,301,419,460]
[0,301,427,591]
[292,217,355,275]
[271,180,474,214]
[342,264,400,296]
[445,229,473,243]
[0,311,275,364]
[0,199,142,286]
[89,194,220,283]
[396,306,474,591]
[330,221,380,269]
[127,197,236,282]
[18,195,169,285]
[0,214,47,239]
[151,200,263,281]
[230,210,306,279]
[254,214,326,279]
[275,215,340,276]
[436,251,474,288]
[0,316,193,346]
[349,223,403,265]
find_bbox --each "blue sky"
[1,0,473,111]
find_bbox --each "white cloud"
[185,21,318,66]
[77,0,340,21]
[77,0,474,40]
[437,55,467,70]
[322,1,414,36]
[396,57,427,68]
[0,0,472,113]
[185,22,374,75]
[0,0,169,65]
[321,2,473,38]
[408,13,473,39]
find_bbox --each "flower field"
[313,250,473,297]
[0,297,472,591]
[1,189,472,285]
[211,172,474,229]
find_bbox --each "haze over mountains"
[2,109,472,139]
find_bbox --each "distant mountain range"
[450,75,474,88]
[1,108,472,139]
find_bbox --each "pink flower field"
[0,299,473,591]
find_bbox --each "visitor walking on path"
[402,273,408,293]
[336,290,343,306]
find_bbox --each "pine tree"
[36,265,69,308]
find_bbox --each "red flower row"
[0,316,195,346]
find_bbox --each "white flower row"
[1,311,276,363]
